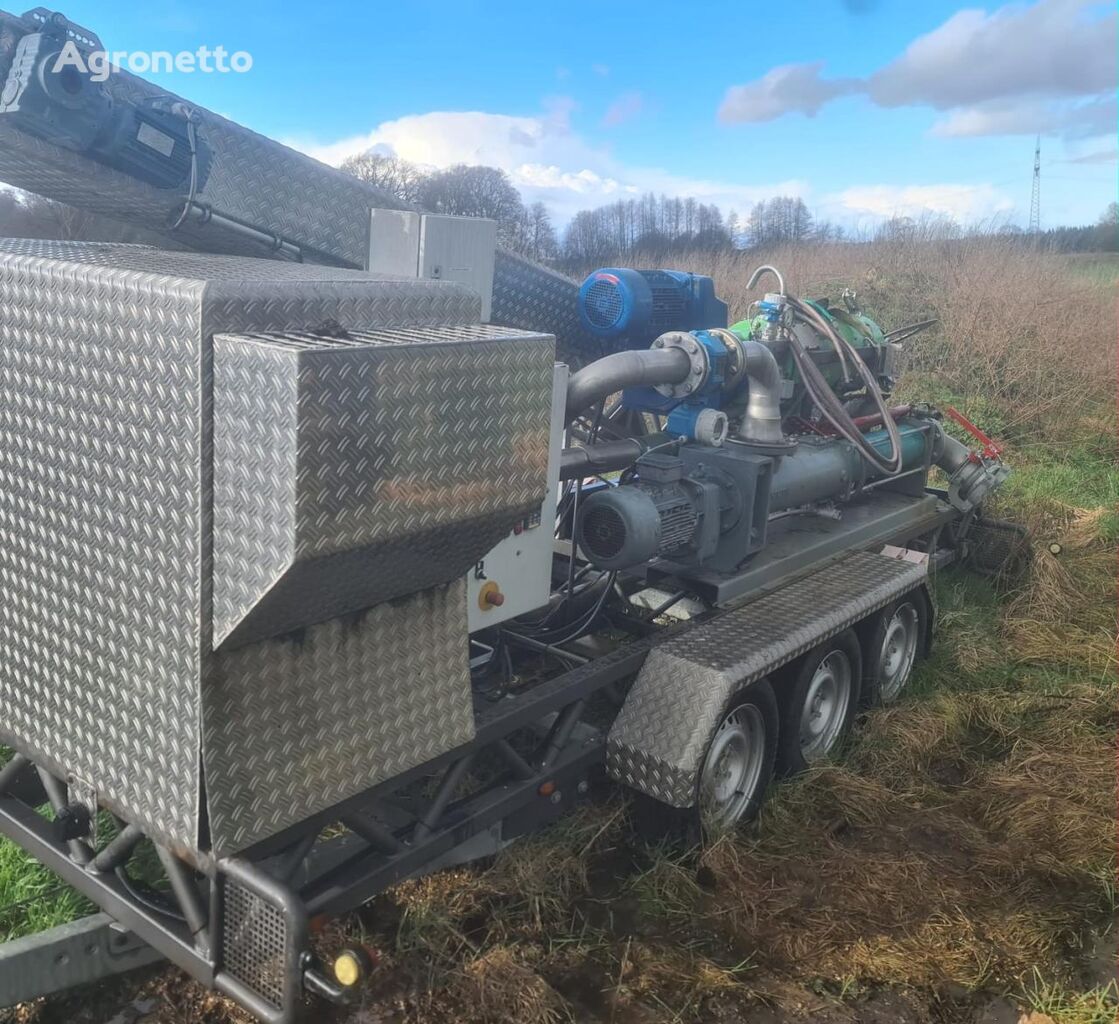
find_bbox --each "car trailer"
[0,8,1017,1021]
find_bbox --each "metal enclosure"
[368,210,498,321]
[0,239,556,857]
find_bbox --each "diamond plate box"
[0,240,556,856]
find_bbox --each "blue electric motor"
[577,268,727,349]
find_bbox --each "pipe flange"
[651,332,709,399]
[707,328,748,391]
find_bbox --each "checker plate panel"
[608,552,928,806]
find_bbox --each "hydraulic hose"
[564,347,692,423]
[786,295,903,475]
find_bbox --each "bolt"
[577,780,589,795]
[550,791,563,804]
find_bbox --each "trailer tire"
[860,593,929,706]
[631,678,778,845]
[776,630,861,776]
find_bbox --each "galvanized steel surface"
[607,551,928,807]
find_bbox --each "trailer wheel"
[861,595,928,705]
[776,630,861,776]
[631,678,778,844]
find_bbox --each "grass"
[0,838,91,942]
[2,235,1116,1022]
[1021,971,1118,1024]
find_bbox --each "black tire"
[631,678,778,845]
[860,593,930,707]
[775,629,862,776]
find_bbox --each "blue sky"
[51,0,1117,231]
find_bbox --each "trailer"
[0,9,1019,1021]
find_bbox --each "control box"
[368,208,497,320]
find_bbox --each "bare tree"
[418,164,524,230]
[510,201,558,262]
[339,152,426,204]
[746,197,814,246]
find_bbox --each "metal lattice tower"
[1029,135,1041,234]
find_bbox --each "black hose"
[787,296,903,475]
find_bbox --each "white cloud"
[290,108,1012,230]
[719,0,1116,139]
[831,183,1014,223]
[868,0,1114,109]
[288,107,808,225]
[931,96,1117,139]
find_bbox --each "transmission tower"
[1028,135,1041,234]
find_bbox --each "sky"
[44,0,1118,232]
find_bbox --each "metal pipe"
[0,754,29,795]
[340,814,405,855]
[560,433,674,480]
[747,264,786,294]
[738,339,785,445]
[89,823,144,873]
[36,767,92,866]
[154,846,209,945]
[494,739,536,781]
[565,348,691,423]
[412,753,477,843]
[540,699,587,768]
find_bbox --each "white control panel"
[368,208,497,321]
[467,364,568,632]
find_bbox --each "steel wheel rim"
[699,703,766,831]
[878,603,919,702]
[799,650,852,761]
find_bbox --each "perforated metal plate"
[608,551,928,806]
[222,881,288,1012]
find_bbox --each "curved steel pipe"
[738,339,784,445]
[747,264,786,294]
[565,348,691,423]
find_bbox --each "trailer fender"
[607,551,928,808]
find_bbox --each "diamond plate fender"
[607,552,929,807]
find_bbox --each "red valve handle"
[945,406,1003,461]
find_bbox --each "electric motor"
[577,268,727,348]
[576,455,700,570]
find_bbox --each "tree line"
[0,152,1114,260]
